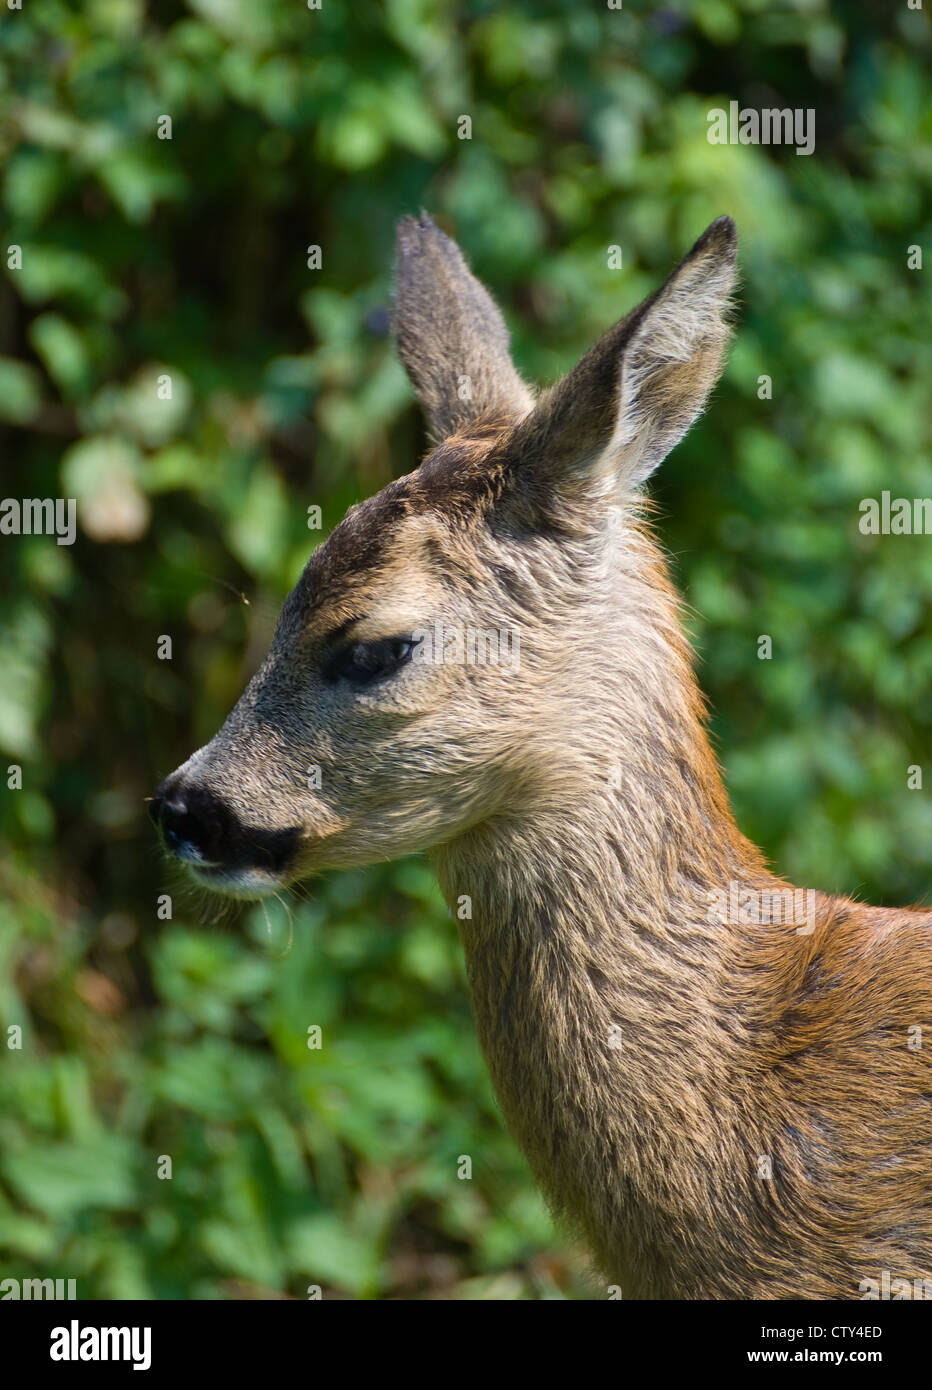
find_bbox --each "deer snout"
[149,772,300,887]
[149,775,230,866]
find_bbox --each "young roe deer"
[151,214,932,1299]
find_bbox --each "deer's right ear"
[504,218,738,512]
[394,214,534,443]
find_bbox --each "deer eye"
[324,637,418,686]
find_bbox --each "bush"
[0,1,929,1297]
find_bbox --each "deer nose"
[149,773,301,876]
[149,776,232,866]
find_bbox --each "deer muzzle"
[149,770,301,897]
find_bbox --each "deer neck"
[431,553,771,1293]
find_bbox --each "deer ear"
[394,214,534,443]
[507,217,737,504]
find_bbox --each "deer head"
[150,213,738,900]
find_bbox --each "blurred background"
[0,0,930,1299]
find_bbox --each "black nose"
[149,775,299,875]
[149,777,232,865]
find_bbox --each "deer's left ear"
[506,217,737,503]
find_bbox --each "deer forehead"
[288,511,487,648]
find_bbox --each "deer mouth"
[183,860,290,901]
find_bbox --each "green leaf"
[0,357,43,424]
[1,1139,138,1219]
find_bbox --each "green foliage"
[0,0,929,1298]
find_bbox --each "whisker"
[260,892,295,958]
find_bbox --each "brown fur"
[153,214,932,1299]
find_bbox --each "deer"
[150,213,932,1299]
